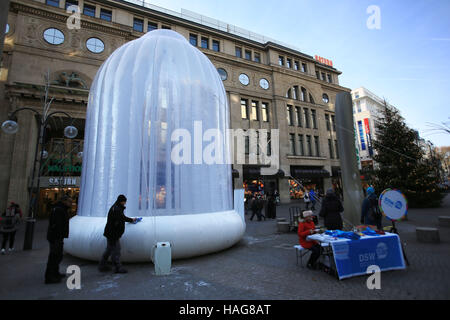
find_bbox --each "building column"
[278,165,291,204]
[323,165,332,192]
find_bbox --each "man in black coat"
[45,195,72,284]
[98,195,136,273]
[319,189,344,230]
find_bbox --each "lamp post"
[1,107,78,250]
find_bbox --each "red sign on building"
[314,55,333,67]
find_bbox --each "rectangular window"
[298,134,304,156]
[46,0,60,7]
[327,74,332,83]
[325,114,330,131]
[301,63,307,73]
[287,105,293,126]
[306,135,312,156]
[241,99,248,119]
[83,4,96,17]
[235,47,242,58]
[100,8,112,22]
[189,34,198,46]
[294,61,299,70]
[133,18,144,32]
[65,0,78,10]
[356,100,361,113]
[212,40,220,52]
[316,71,320,79]
[261,103,269,122]
[161,25,171,29]
[328,139,334,159]
[331,115,336,131]
[335,140,339,159]
[293,86,299,100]
[148,22,158,32]
[254,52,261,63]
[295,107,302,127]
[311,109,317,129]
[251,101,259,121]
[267,132,272,156]
[245,50,251,60]
[245,135,250,155]
[287,58,292,68]
[279,56,284,66]
[301,87,307,101]
[289,134,296,155]
[321,72,326,81]
[201,37,209,49]
[314,136,320,157]
[304,108,310,128]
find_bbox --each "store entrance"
[38,187,79,219]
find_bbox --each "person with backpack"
[361,187,382,230]
[1,202,22,254]
[309,188,317,211]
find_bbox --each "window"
[189,34,197,46]
[311,109,317,129]
[355,92,360,98]
[327,74,332,83]
[322,93,329,103]
[245,135,250,155]
[267,132,272,156]
[245,50,251,60]
[43,28,65,45]
[235,47,242,58]
[217,68,227,81]
[133,18,144,32]
[356,100,361,113]
[86,37,104,53]
[287,58,292,68]
[254,52,261,63]
[306,135,312,156]
[251,101,259,121]
[201,37,209,49]
[294,61,299,70]
[296,107,302,127]
[83,4,96,17]
[301,63,307,73]
[161,25,171,29]
[289,134,296,155]
[261,103,269,122]
[328,139,334,159]
[301,87,307,101]
[331,115,336,131]
[279,56,284,66]
[286,88,292,99]
[65,0,78,10]
[287,105,293,126]
[293,86,299,100]
[335,140,339,158]
[212,40,220,52]
[325,114,330,131]
[241,99,249,119]
[321,72,326,81]
[314,136,320,157]
[100,8,112,22]
[309,94,315,104]
[148,22,158,32]
[316,71,320,79]
[5,24,9,34]
[298,135,304,156]
[304,108,310,128]
[46,0,60,7]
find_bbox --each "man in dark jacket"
[45,195,72,284]
[361,187,382,230]
[319,189,344,230]
[99,195,136,273]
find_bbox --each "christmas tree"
[372,101,443,207]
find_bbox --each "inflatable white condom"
[65,30,245,262]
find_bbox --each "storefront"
[289,166,330,199]
[242,165,284,197]
[37,177,80,219]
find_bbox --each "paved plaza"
[0,194,449,300]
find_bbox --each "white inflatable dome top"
[78,29,233,218]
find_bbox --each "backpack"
[367,197,381,221]
[2,207,17,230]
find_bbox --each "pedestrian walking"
[319,188,344,230]
[249,194,265,221]
[266,192,277,219]
[1,202,22,255]
[303,189,311,209]
[99,195,136,273]
[45,195,72,284]
[361,187,382,230]
[309,188,317,211]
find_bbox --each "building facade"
[0,0,350,216]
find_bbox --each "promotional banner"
[379,189,408,221]
[358,120,366,150]
[331,234,406,280]
[364,118,373,156]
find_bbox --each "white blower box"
[153,242,172,275]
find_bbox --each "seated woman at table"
[298,210,321,270]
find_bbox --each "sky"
[131,0,450,147]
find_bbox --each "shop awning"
[243,166,285,178]
[291,168,330,178]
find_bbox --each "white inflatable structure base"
[64,210,245,262]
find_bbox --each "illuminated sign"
[364,118,373,156]
[358,121,366,150]
[315,55,333,67]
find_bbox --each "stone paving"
[0,194,449,300]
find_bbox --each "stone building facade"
[0,0,350,216]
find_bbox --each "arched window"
[301,87,307,101]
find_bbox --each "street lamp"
[1,107,78,250]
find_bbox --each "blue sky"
[138,0,450,147]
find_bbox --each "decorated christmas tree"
[372,101,443,207]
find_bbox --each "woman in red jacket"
[298,210,321,270]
